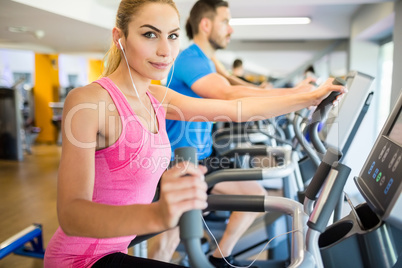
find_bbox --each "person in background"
[232,58,250,82]
[154,0,345,267]
[211,56,271,89]
[304,65,317,80]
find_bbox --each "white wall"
[58,54,88,89]
[391,0,402,107]
[0,49,34,87]
[343,2,394,196]
[0,49,91,101]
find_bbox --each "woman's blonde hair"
[102,0,179,77]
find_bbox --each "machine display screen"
[356,91,402,228]
[388,108,402,145]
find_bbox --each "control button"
[373,168,379,179]
[368,161,375,175]
[389,153,397,169]
[382,147,390,162]
[392,155,401,172]
[384,178,394,194]
[379,144,387,159]
[376,172,382,182]
[380,175,386,186]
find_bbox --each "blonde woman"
[44,0,346,267]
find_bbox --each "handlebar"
[175,147,214,268]
[309,77,346,154]
[307,162,351,233]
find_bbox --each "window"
[377,40,394,133]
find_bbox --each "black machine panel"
[355,92,402,228]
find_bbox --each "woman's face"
[123,3,180,81]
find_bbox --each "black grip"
[304,147,343,200]
[309,77,346,154]
[175,147,204,240]
[311,77,346,123]
[308,162,351,233]
[206,195,265,212]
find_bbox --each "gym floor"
[0,144,60,268]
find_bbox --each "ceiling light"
[8,26,45,39]
[8,26,29,33]
[230,17,311,26]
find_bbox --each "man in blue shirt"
[166,43,216,159]
[157,0,317,267]
[166,1,314,163]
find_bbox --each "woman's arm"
[191,72,317,100]
[57,85,207,238]
[165,77,346,123]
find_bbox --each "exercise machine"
[318,90,402,267]
[176,145,351,267]
[0,224,45,260]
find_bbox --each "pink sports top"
[44,77,171,267]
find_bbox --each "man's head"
[186,0,232,50]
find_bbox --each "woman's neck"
[109,63,151,99]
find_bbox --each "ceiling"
[0,0,396,79]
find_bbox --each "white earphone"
[118,38,124,52]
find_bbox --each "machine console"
[355,91,402,228]
[325,71,374,154]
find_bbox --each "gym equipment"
[203,146,296,262]
[49,102,63,146]
[0,224,45,260]
[181,92,402,267]
[324,71,375,156]
[178,146,351,267]
[295,71,374,184]
[317,90,402,268]
[175,146,214,268]
[186,73,371,264]
[0,87,23,160]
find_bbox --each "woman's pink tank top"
[44,77,171,267]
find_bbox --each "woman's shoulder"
[64,82,111,107]
[149,84,170,103]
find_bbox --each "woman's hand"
[311,77,347,106]
[156,162,208,229]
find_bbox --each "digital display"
[388,108,402,145]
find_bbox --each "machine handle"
[308,162,351,233]
[174,147,204,240]
[312,77,346,120]
[304,147,343,200]
[309,77,347,154]
[293,110,321,167]
[175,147,213,268]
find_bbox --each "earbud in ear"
[118,38,124,51]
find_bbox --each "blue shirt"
[166,44,216,160]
